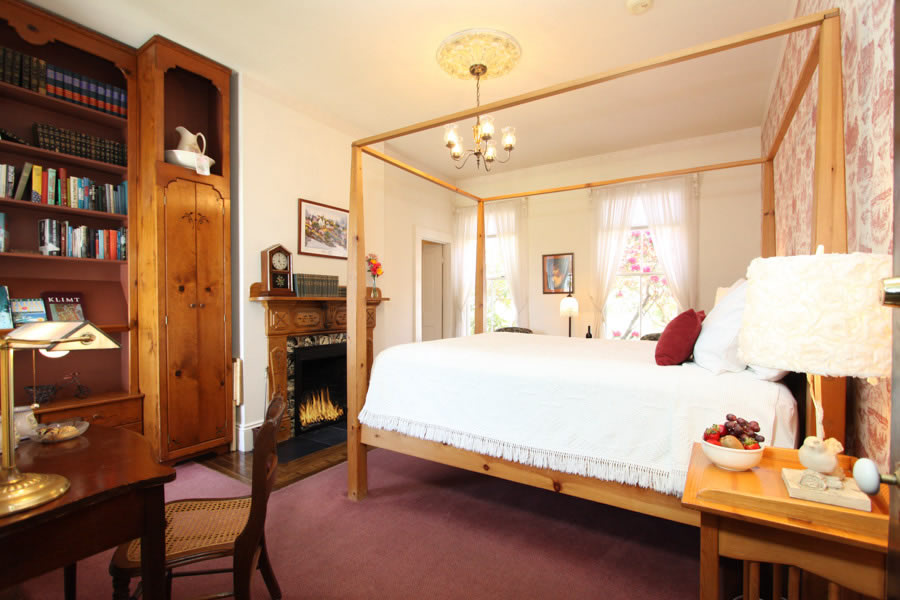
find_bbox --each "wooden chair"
[109,396,286,600]
[494,327,533,334]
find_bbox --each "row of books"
[38,219,127,260]
[0,286,86,329]
[0,162,128,215]
[34,123,127,166]
[293,273,341,297]
[0,47,127,118]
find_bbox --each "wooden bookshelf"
[0,80,126,129]
[0,196,128,221]
[0,139,126,175]
[1,0,139,425]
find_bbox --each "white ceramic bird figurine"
[798,436,839,474]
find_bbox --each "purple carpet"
[5,449,699,599]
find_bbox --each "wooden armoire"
[136,36,233,462]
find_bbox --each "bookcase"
[0,1,141,430]
[136,36,233,461]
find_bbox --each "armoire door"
[163,179,227,452]
[193,182,228,444]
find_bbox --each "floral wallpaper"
[761,0,894,469]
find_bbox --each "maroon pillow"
[655,309,704,366]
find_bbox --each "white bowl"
[165,149,216,170]
[701,439,764,471]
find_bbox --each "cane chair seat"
[117,497,253,567]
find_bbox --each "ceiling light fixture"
[436,28,521,171]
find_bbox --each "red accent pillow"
[655,309,704,366]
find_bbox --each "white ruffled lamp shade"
[559,295,579,318]
[738,251,892,379]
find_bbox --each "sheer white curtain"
[589,186,637,336]
[453,206,477,336]
[486,198,529,328]
[641,175,699,311]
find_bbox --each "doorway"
[421,241,444,341]
[415,227,452,342]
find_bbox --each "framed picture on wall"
[542,253,574,294]
[298,198,349,259]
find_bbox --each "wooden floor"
[199,443,348,490]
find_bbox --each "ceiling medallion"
[436,29,521,171]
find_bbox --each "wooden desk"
[0,426,175,599]
[682,444,888,600]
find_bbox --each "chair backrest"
[233,395,285,569]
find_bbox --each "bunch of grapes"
[703,413,764,449]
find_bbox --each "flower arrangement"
[366,253,383,297]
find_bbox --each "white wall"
[235,74,386,450]
[457,128,762,337]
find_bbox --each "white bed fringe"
[360,412,687,497]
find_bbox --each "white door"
[421,241,444,341]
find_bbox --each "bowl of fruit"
[701,414,765,471]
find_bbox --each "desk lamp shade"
[1,321,120,516]
[738,251,891,379]
[560,295,579,318]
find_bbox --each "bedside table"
[681,443,889,600]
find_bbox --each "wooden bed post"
[813,15,847,253]
[812,14,848,445]
[348,145,368,500]
[762,160,776,257]
[474,200,486,334]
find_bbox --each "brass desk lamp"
[1,321,119,516]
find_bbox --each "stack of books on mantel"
[293,273,340,297]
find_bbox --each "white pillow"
[693,279,748,374]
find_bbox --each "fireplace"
[292,341,347,433]
[248,287,385,444]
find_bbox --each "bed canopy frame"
[345,9,847,524]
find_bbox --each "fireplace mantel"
[249,282,388,440]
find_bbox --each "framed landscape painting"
[542,253,574,294]
[298,199,349,259]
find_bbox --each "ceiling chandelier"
[436,28,521,171]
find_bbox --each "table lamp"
[560,294,578,337]
[1,321,119,516]
[738,247,891,511]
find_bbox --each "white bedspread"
[360,333,797,496]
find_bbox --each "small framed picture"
[298,199,349,260]
[542,253,574,294]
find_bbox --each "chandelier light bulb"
[450,142,464,159]
[501,126,516,150]
[484,141,497,162]
[479,115,495,140]
[443,124,460,148]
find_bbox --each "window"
[467,234,516,334]
[603,228,678,340]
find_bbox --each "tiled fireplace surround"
[250,285,384,441]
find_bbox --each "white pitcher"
[175,126,207,156]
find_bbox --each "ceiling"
[31,0,798,180]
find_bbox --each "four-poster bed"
[346,9,848,526]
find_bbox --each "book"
[10,298,47,326]
[47,168,56,205]
[13,162,31,200]
[40,168,48,204]
[30,164,42,203]
[5,164,14,197]
[0,286,12,329]
[41,291,85,321]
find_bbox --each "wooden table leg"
[700,513,719,600]
[788,566,801,600]
[827,581,840,600]
[141,485,167,600]
[63,563,76,600]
